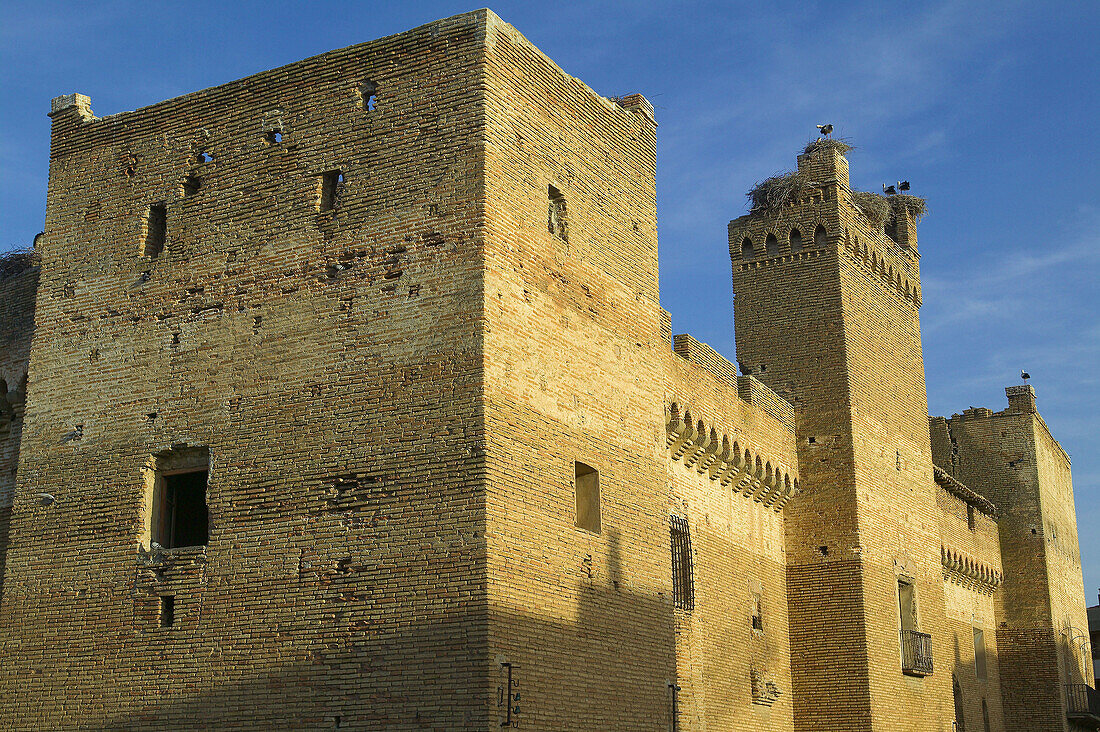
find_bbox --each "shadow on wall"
[96,531,677,730]
[950,629,1005,732]
[0,263,38,609]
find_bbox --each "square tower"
[730,141,950,731]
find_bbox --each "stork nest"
[851,191,892,225]
[746,170,810,214]
[888,193,928,222]
[0,247,38,282]
[802,137,853,157]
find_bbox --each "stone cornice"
[934,465,996,516]
[665,401,799,512]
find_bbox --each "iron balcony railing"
[901,629,934,676]
[1066,684,1100,726]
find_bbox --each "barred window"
[670,515,694,611]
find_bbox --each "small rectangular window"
[967,503,977,531]
[574,461,600,533]
[751,593,764,632]
[318,170,344,212]
[548,184,567,241]
[160,595,175,627]
[670,516,694,611]
[142,203,167,257]
[153,470,209,549]
[974,627,987,679]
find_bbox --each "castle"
[0,10,1094,731]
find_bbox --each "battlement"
[730,140,923,308]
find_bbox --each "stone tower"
[931,386,1094,731]
[729,143,951,731]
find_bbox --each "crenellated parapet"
[729,142,923,309]
[941,544,1004,594]
[665,400,799,511]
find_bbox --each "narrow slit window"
[152,469,209,549]
[160,595,175,627]
[574,461,600,533]
[967,504,976,531]
[319,170,344,212]
[898,578,917,631]
[670,516,694,611]
[751,593,764,631]
[973,627,987,679]
[548,184,568,241]
[142,203,167,258]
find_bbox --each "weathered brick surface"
[1,12,490,730]
[0,265,37,607]
[0,10,1090,732]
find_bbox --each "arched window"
[814,224,827,248]
[741,237,754,259]
[765,233,779,256]
[789,228,803,252]
[953,676,966,732]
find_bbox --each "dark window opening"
[196,151,212,164]
[361,80,378,112]
[319,170,345,212]
[182,176,201,197]
[574,461,600,534]
[981,699,990,732]
[264,129,283,145]
[789,228,802,252]
[967,504,977,531]
[670,516,694,611]
[142,203,167,258]
[814,224,827,248]
[885,219,899,242]
[741,237,754,259]
[160,595,175,627]
[548,185,568,241]
[751,594,764,631]
[153,470,209,549]
[765,233,779,256]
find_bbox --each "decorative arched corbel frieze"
[666,399,799,512]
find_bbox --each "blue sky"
[2,1,1097,598]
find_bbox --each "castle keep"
[0,10,1094,731]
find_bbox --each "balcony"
[1066,684,1100,728]
[901,629,933,676]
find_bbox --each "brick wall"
[0,265,37,607]
[0,12,492,729]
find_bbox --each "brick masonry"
[0,9,1092,732]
